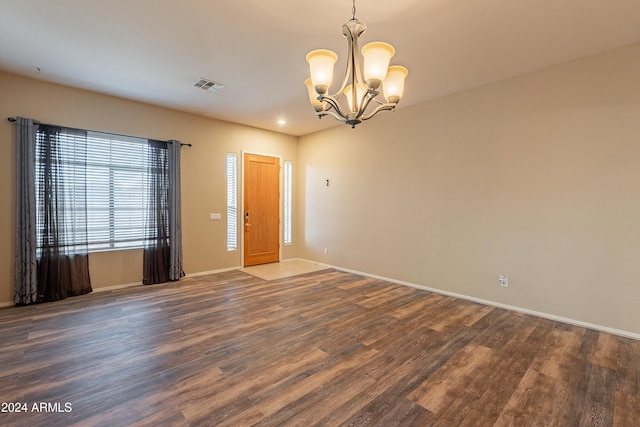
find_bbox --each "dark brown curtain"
[168,140,185,281]
[143,140,170,285]
[15,117,38,304]
[36,125,92,302]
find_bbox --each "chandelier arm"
[330,19,367,101]
[369,96,386,106]
[317,109,347,122]
[360,103,397,121]
[331,41,352,98]
[356,91,377,118]
[320,95,350,120]
[350,45,358,113]
[350,30,365,88]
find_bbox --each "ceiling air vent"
[194,78,225,92]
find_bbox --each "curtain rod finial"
[7,117,17,122]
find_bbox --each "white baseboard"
[94,266,244,291]
[92,281,142,293]
[293,258,332,269]
[0,267,243,307]
[299,259,640,341]
[186,266,241,277]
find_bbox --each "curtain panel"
[15,118,92,304]
[14,117,38,304]
[35,125,92,301]
[143,140,170,284]
[143,140,185,284]
[168,140,185,281]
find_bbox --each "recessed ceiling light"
[277,119,287,125]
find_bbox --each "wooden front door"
[243,153,280,266]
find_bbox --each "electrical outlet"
[498,274,508,287]
[324,248,328,255]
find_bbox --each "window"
[35,127,160,252]
[226,153,238,251]
[283,160,292,245]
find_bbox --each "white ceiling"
[2,0,640,136]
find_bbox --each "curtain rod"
[7,117,192,147]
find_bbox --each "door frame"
[240,150,283,267]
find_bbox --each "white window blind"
[283,160,292,245]
[35,129,89,251]
[35,128,153,252]
[85,132,150,250]
[226,153,238,251]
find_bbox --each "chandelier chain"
[352,0,356,20]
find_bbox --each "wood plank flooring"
[0,269,638,426]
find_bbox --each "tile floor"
[241,259,329,281]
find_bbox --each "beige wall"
[0,71,298,303]
[299,43,640,335]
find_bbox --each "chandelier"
[305,0,408,128]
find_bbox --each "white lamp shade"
[361,42,395,86]
[343,83,367,112]
[306,49,338,93]
[382,65,408,103]
[304,78,322,106]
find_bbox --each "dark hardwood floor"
[0,269,638,426]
